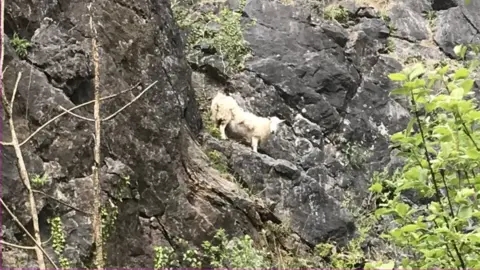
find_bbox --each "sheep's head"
[269,117,285,134]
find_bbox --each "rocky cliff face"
[2,0,478,268]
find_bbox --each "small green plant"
[10,33,31,58]
[153,246,178,268]
[424,10,437,28]
[207,150,229,174]
[380,11,390,23]
[386,38,395,53]
[31,173,48,187]
[48,216,71,268]
[202,110,221,138]
[371,44,480,268]
[101,200,118,245]
[323,5,350,23]
[387,22,397,35]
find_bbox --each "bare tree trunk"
[1,73,46,269]
[89,3,104,267]
[1,0,4,72]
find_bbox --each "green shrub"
[323,5,350,23]
[371,44,480,268]
[10,33,31,58]
[153,229,271,268]
[171,0,254,74]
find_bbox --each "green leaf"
[454,44,467,59]
[437,65,449,75]
[453,68,470,80]
[369,183,383,193]
[461,79,474,93]
[405,118,415,136]
[375,208,394,217]
[388,73,408,81]
[414,79,426,87]
[400,224,420,233]
[391,132,405,142]
[395,203,410,218]
[390,87,410,95]
[450,87,464,99]
[409,64,425,81]
[429,202,442,214]
[466,111,480,120]
[458,205,473,219]
[466,148,480,159]
[377,261,395,269]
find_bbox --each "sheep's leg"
[219,122,228,140]
[251,137,259,152]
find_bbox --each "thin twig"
[102,80,158,121]
[32,189,93,215]
[57,80,158,122]
[10,69,22,110]
[1,199,58,268]
[1,236,53,250]
[1,240,38,250]
[16,82,140,147]
[59,105,95,121]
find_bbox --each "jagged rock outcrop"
[2,0,478,268]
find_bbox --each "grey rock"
[388,3,430,42]
[432,0,458,10]
[435,7,480,58]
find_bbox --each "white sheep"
[227,111,285,152]
[210,91,245,140]
[210,91,285,152]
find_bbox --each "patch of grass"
[387,22,397,35]
[423,10,437,29]
[386,38,395,53]
[323,5,350,23]
[202,111,221,138]
[207,150,229,174]
[10,33,31,58]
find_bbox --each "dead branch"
[1,72,47,269]
[101,80,158,121]
[1,240,38,250]
[58,80,158,122]
[0,82,141,147]
[32,189,93,215]
[1,236,53,250]
[59,105,95,121]
[1,198,58,268]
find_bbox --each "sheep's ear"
[279,119,286,123]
